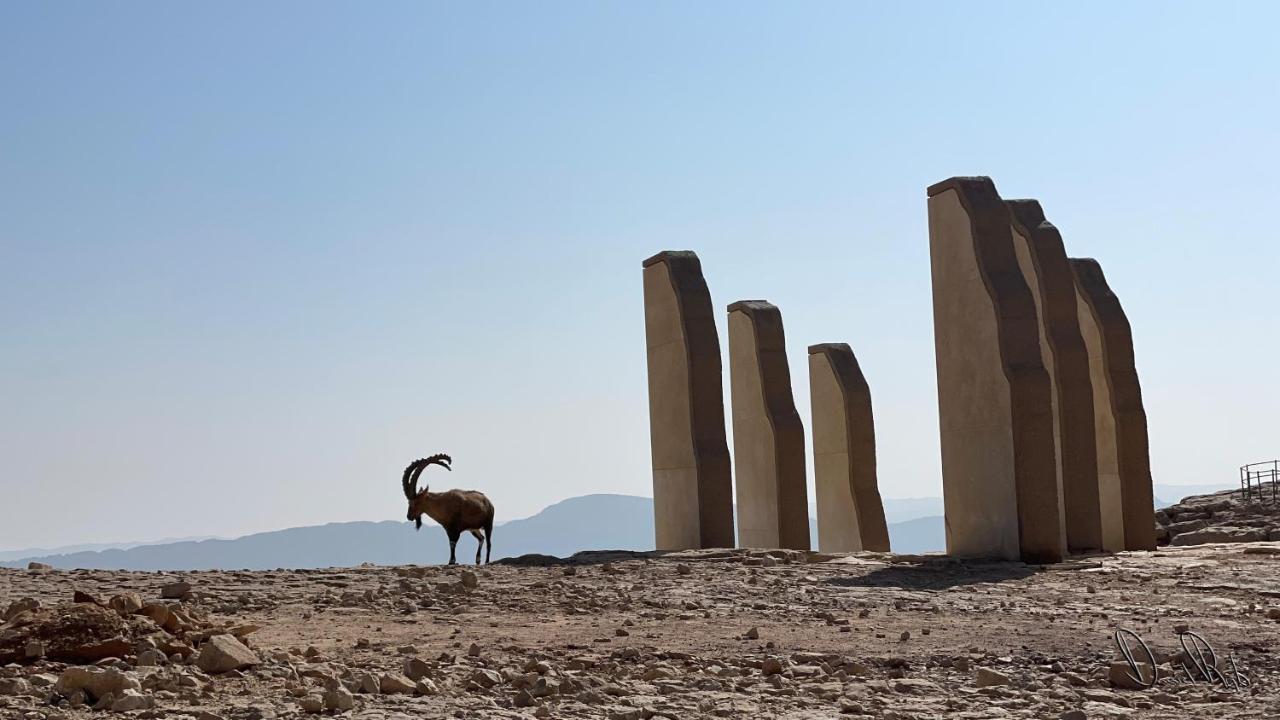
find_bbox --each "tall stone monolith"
[927,177,1064,564]
[808,343,890,552]
[1070,258,1157,552]
[1007,200,1105,554]
[728,300,810,550]
[642,251,735,550]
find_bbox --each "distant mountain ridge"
[0,536,220,562]
[1,483,1228,571]
[1,494,944,571]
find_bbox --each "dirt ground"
[2,542,1279,719]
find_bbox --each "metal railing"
[1240,460,1279,503]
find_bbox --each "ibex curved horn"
[402,453,452,501]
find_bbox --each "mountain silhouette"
[4,483,1222,570]
[3,494,948,570]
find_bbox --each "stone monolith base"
[1007,200,1104,554]
[728,300,810,551]
[927,177,1064,564]
[1070,258,1157,552]
[642,251,735,550]
[808,343,890,552]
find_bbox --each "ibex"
[402,454,495,565]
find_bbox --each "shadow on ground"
[825,558,1038,591]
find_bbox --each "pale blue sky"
[2,2,1276,549]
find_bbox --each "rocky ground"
[2,542,1280,720]
[1157,485,1280,546]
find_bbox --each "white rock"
[55,667,141,701]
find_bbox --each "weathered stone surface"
[927,177,1064,563]
[1007,200,1104,554]
[194,634,258,673]
[728,300,809,551]
[807,343,890,552]
[642,250,735,550]
[1071,257,1157,551]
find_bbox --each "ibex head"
[402,454,451,530]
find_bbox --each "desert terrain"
[3,536,1279,720]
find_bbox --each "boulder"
[195,634,259,674]
[469,668,501,689]
[110,688,153,711]
[0,677,32,696]
[323,687,354,710]
[160,581,193,600]
[54,666,141,701]
[379,673,415,694]
[0,603,132,665]
[404,657,433,680]
[3,598,40,622]
[137,603,171,627]
[108,593,144,617]
[975,667,1011,687]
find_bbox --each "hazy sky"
[3,3,1277,551]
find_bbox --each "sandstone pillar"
[808,343,890,552]
[1006,200,1104,554]
[727,300,810,550]
[1070,258,1157,551]
[642,251,735,550]
[927,177,1064,563]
